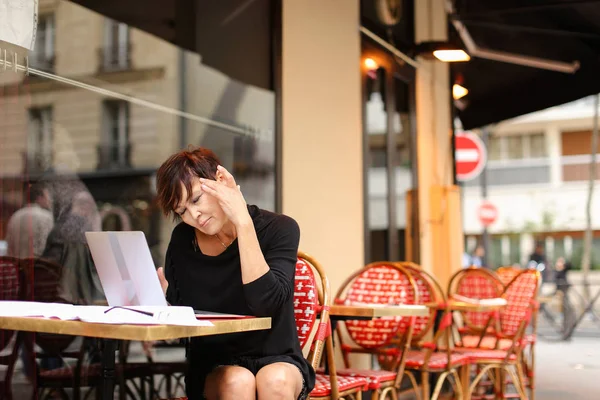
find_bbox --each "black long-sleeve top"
[164,205,314,390]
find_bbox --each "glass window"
[509,235,521,265]
[506,136,524,159]
[1,0,276,272]
[490,237,503,269]
[27,107,54,173]
[103,18,130,71]
[31,14,55,71]
[101,101,130,168]
[488,137,502,161]
[529,133,547,158]
[554,237,566,259]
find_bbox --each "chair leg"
[402,371,420,400]
[421,372,430,400]
[371,389,380,400]
[451,369,465,400]
[379,387,395,400]
[505,365,528,400]
[529,345,536,400]
[499,368,507,400]
[461,364,471,400]
[469,365,497,397]
[431,371,450,400]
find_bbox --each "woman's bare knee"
[204,366,256,400]
[256,363,302,400]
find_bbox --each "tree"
[581,93,599,303]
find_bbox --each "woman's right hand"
[157,267,168,296]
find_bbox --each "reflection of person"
[529,242,548,280]
[463,244,485,268]
[529,243,546,265]
[42,189,104,305]
[554,257,572,291]
[5,182,54,258]
[155,147,314,400]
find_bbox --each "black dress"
[164,205,315,399]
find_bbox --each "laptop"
[85,231,168,307]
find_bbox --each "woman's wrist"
[235,216,254,232]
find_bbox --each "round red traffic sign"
[478,202,498,227]
[455,131,487,182]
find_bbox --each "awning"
[71,0,600,128]
[69,0,274,90]
[450,1,600,129]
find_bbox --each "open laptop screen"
[85,231,168,307]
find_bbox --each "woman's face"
[174,175,227,235]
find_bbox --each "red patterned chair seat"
[457,334,535,351]
[460,349,518,362]
[458,335,511,350]
[523,333,536,344]
[319,368,396,390]
[311,374,369,397]
[404,351,469,369]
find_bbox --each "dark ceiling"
[71,0,600,129]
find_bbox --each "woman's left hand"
[200,166,251,228]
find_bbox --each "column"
[281,0,363,293]
[415,0,463,286]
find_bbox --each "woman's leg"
[255,362,304,400]
[204,365,256,400]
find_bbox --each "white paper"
[0,302,213,326]
[0,0,38,51]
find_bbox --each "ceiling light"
[364,58,379,70]
[453,84,469,100]
[434,49,471,62]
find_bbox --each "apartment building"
[462,96,600,269]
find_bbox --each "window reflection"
[0,0,276,290]
[30,14,55,71]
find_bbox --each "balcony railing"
[464,158,552,187]
[97,143,132,170]
[98,44,132,72]
[561,154,600,182]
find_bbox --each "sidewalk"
[535,338,600,400]
[9,339,600,399]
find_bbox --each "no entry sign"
[455,131,487,182]
[478,201,498,227]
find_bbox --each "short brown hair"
[156,147,222,217]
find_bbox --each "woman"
[155,147,314,400]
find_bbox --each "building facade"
[463,96,600,269]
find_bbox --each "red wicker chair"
[0,256,25,400]
[20,257,104,400]
[330,262,419,400]
[497,266,539,399]
[297,251,367,400]
[447,267,505,348]
[460,269,540,399]
[158,252,367,400]
[394,263,467,400]
[336,262,466,399]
